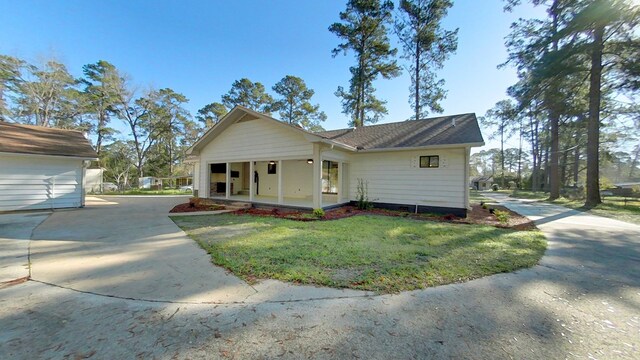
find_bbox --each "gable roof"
[188,107,484,155]
[187,106,356,155]
[316,113,484,151]
[0,121,98,159]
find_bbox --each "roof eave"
[355,142,485,153]
[0,151,98,161]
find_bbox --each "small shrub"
[492,184,499,191]
[189,197,200,208]
[312,208,325,218]
[271,208,280,215]
[356,178,373,210]
[482,203,488,210]
[494,210,510,224]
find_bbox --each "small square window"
[268,163,277,174]
[419,155,439,168]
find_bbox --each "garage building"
[0,122,98,212]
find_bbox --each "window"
[419,155,439,168]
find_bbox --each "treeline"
[0,56,329,188]
[481,0,639,207]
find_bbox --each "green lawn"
[173,214,546,293]
[509,190,550,200]
[550,196,640,224]
[506,190,640,224]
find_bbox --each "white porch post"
[278,160,284,204]
[312,144,321,208]
[225,162,230,199]
[249,161,255,202]
[337,162,343,203]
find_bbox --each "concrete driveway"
[1,195,639,359]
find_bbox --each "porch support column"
[225,162,230,199]
[278,160,284,204]
[249,161,255,202]
[337,162,343,203]
[312,144,322,209]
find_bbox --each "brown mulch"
[169,203,226,213]
[230,204,537,230]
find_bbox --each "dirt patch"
[464,204,536,230]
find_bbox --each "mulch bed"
[169,203,226,213]
[231,204,536,230]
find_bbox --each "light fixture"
[269,160,276,165]
[307,159,314,164]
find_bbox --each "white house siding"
[197,119,314,197]
[255,160,313,198]
[348,148,466,210]
[0,154,84,211]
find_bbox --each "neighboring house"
[138,176,193,190]
[471,175,493,191]
[139,176,163,189]
[187,106,484,216]
[0,122,98,212]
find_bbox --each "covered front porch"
[206,158,349,209]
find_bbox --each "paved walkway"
[1,195,638,359]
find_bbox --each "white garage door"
[0,155,84,212]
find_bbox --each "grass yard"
[506,190,640,224]
[173,214,546,293]
[550,196,640,225]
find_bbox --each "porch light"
[307,159,314,164]
[269,160,276,165]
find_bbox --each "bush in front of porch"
[172,214,546,293]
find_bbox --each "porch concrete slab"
[29,196,257,303]
[0,212,49,284]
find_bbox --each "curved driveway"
[29,196,366,303]
[1,194,639,359]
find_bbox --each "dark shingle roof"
[316,113,483,150]
[0,122,98,159]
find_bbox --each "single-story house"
[0,122,98,212]
[471,175,493,191]
[186,106,484,216]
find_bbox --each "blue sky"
[0,0,542,149]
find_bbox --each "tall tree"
[152,88,193,180]
[81,60,123,155]
[221,78,273,113]
[196,102,227,129]
[9,59,79,127]
[330,0,401,127]
[271,75,327,131]
[505,0,640,206]
[395,0,458,120]
[483,99,518,188]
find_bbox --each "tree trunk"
[415,44,420,121]
[548,1,561,200]
[629,144,639,178]
[573,141,580,186]
[500,123,505,188]
[517,118,523,188]
[585,25,604,207]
